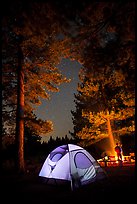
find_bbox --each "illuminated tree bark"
[106,110,115,155]
[15,38,25,172]
[2,1,71,169]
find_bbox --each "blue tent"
[39,144,106,190]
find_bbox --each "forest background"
[1,0,135,173]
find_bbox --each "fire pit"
[97,154,135,167]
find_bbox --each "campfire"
[97,153,135,167]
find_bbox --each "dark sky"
[35,58,82,142]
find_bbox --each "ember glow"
[97,154,135,167]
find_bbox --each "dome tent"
[39,144,106,190]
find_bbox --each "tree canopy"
[69,1,135,148]
[2,0,71,147]
[1,1,135,168]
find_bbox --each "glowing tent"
[39,144,106,190]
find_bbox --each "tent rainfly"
[39,144,106,190]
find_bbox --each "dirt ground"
[1,165,135,204]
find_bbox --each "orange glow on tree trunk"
[106,110,116,156]
[16,41,25,173]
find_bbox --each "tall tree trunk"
[106,110,116,155]
[0,56,3,173]
[15,40,25,173]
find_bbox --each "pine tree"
[70,2,135,152]
[72,61,135,152]
[2,1,70,172]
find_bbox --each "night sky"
[35,58,82,142]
